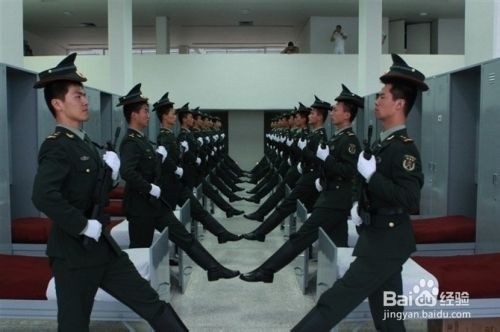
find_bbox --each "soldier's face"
[54,84,89,124]
[134,104,150,128]
[165,108,176,126]
[331,102,350,126]
[185,113,194,127]
[375,84,403,121]
[309,109,322,126]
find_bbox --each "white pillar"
[465,0,500,65]
[358,0,382,96]
[156,16,170,54]
[0,0,23,67]
[108,0,133,94]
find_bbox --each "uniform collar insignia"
[80,155,90,161]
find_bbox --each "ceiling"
[23,0,465,50]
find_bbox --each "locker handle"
[493,173,498,185]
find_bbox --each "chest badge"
[80,155,90,161]
[402,155,416,171]
[348,144,357,155]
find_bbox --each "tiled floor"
[0,182,430,331]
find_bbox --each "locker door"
[82,88,101,144]
[430,75,450,215]
[476,60,500,253]
[112,95,127,146]
[0,65,12,253]
[420,78,435,215]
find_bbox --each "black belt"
[370,207,406,216]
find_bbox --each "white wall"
[309,17,358,54]
[228,111,263,169]
[382,17,389,54]
[133,54,359,109]
[406,23,431,54]
[24,31,66,56]
[389,20,405,54]
[437,19,464,54]
[465,0,500,65]
[23,54,465,104]
[298,19,311,53]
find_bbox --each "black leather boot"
[243,211,264,222]
[151,303,189,332]
[186,240,240,281]
[217,232,242,244]
[291,307,331,332]
[242,231,265,242]
[226,208,244,218]
[240,242,299,283]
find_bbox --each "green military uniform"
[153,95,240,243]
[242,101,329,242]
[32,57,186,332]
[241,87,362,283]
[292,54,427,332]
[119,86,239,281]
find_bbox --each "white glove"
[287,157,291,166]
[175,166,184,178]
[83,219,102,241]
[180,141,189,152]
[155,145,168,163]
[357,153,376,181]
[215,134,219,140]
[197,137,204,146]
[350,201,363,226]
[196,157,201,165]
[102,151,120,180]
[286,139,293,146]
[280,151,283,157]
[221,133,225,139]
[205,155,209,161]
[297,162,303,174]
[214,147,218,152]
[212,135,217,140]
[204,137,210,143]
[298,138,307,150]
[149,183,161,198]
[315,178,323,192]
[316,144,329,161]
[211,151,215,156]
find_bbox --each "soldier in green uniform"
[244,104,310,221]
[240,85,362,283]
[241,96,328,242]
[153,93,241,243]
[31,54,187,331]
[291,54,427,332]
[118,84,239,281]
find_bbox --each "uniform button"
[335,185,339,189]
[388,222,394,228]
[86,169,90,173]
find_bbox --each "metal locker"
[7,67,39,219]
[112,95,127,147]
[476,59,500,253]
[420,77,435,215]
[82,87,102,144]
[431,74,451,216]
[0,64,12,253]
[100,92,113,145]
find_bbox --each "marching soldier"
[240,85,362,283]
[291,54,426,331]
[119,84,240,281]
[153,93,241,243]
[32,54,187,331]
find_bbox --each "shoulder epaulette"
[346,131,355,136]
[397,135,413,143]
[65,132,75,139]
[46,131,61,139]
